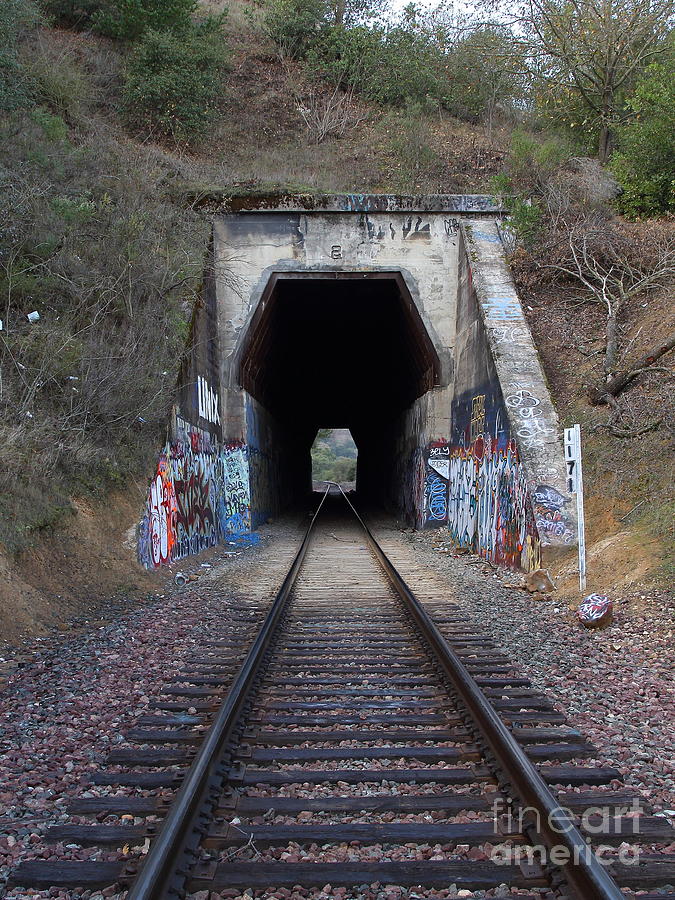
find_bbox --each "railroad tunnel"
[137,197,576,573]
[238,272,441,521]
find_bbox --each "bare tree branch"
[545,228,675,382]
[597,418,664,437]
[590,334,675,403]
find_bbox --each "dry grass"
[519,243,675,579]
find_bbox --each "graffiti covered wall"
[138,416,252,569]
[464,222,576,559]
[424,441,450,527]
[450,236,542,570]
[138,241,255,570]
[449,384,540,571]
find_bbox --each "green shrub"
[611,62,675,218]
[508,129,571,188]
[42,0,198,37]
[304,24,379,86]
[0,49,29,112]
[0,0,40,111]
[367,24,442,105]
[304,21,442,106]
[92,0,198,40]
[51,194,98,223]
[508,197,542,247]
[121,19,227,141]
[263,0,387,58]
[30,106,69,141]
[264,0,328,58]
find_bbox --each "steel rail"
[126,486,332,899]
[331,483,624,900]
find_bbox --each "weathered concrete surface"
[214,211,457,389]
[138,196,575,571]
[179,190,504,214]
[213,210,462,529]
[463,221,576,554]
[448,222,574,569]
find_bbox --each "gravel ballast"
[379,527,675,816]
[1,515,672,900]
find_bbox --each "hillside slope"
[0,11,672,646]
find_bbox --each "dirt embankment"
[518,255,674,589]
[0,487,157,649]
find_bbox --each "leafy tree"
[311,430,357,481]
[121,18,227,141]
[612,61,675,217]
[331,0,387,27]
[444,26,525,136]
[42,0,198,38]
[372,18,443,105]
[303,16,443,105]
[264,0,328,57]
[511,0,675,161]
[264,0,386,59]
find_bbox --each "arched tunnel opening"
[238,272,441,524]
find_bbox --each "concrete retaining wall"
[449,221,575,567]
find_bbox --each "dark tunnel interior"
[238,273,440,518]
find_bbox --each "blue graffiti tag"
[425,472,448,521]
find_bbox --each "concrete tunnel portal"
[137,197,577,572]
[238,272,441,511]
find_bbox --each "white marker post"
[564,424,586,593]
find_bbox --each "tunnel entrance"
[139,199,575,571]
[238,272,441,523]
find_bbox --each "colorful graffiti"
[532,483,574,544]
[450,383,541,570]
[448,435,540,570]
[424,442,449,526]
[138,418,252,569]
[137,450,178,568]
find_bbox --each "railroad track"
[10,488,675,898]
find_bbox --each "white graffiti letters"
[505,389,555,449]
[506,389,540,412]
[198,376,220,426]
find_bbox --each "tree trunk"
[598,122,612,163]
[589,334,675,404]
[604,306,620,375]
[334,0,346,26]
